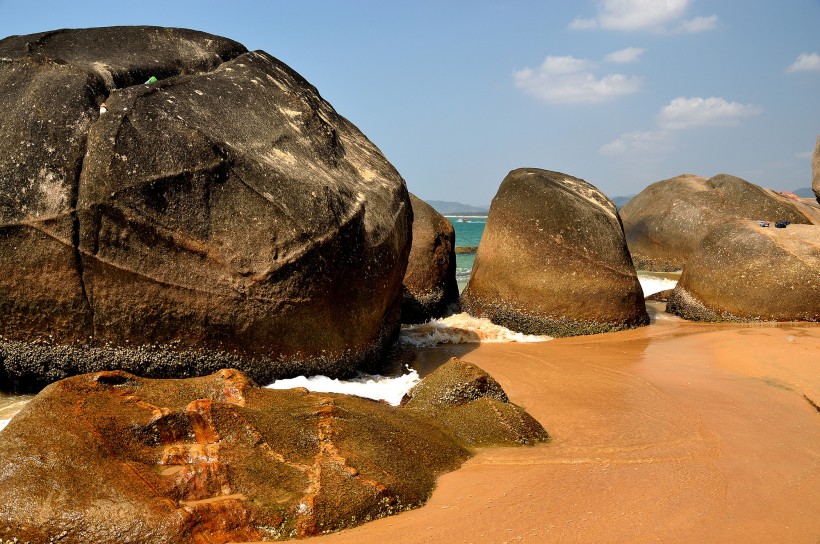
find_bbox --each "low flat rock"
[0,27,411,390]
[461,168,648,337]
[0,361,547,543]
[667,222,820,322]
[621,173,820,271]
[401,194,459,323]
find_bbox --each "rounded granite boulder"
[460,168,648,337]
[0,27,411,390]
[621,173,820,271]
[667,222,820,322]
[401,194,459,323]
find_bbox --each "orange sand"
[302,304,820,544]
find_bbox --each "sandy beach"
[302,302,820,544]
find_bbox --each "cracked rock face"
[0,361,547,543]
[0,27,411,389]
[401,194,459,323]
[666,222,820,322]
[461,168,648,337]
[621,173,820,272]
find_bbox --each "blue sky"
[1,0,818,205]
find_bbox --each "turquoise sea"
[446,216,486,291]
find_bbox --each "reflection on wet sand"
[310,303,820,544]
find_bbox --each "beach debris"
[758,220,770,227]
[775,220,790,228]
[144,75,158,84]
[99,102,107,114]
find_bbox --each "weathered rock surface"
[621,173,820,271]
[667,222,820,322]
[402,358,548,446]
[813,135,820,204]
[0,362,547,542]
[460,168,648,337]
[401,194,459,323]
[0,27,411,390]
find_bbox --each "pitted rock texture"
[0,363,547,543]
[401,194,459,323]
[460,168,648,337]
[402,357,548,447]
[621,173,820,271]
[0,27,411,389]
[666,222,820,322]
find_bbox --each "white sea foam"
[265,368,420,406]
[400,312,552,348]
[639,275,678,297]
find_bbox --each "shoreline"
[303,305,820,543]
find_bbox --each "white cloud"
[604,47,646,63]
[601,96,762,159]
[513,54,642,104]
[570,0,717,34]
[599,130,674,157]
[786,52,820,73]
[656,97,762,130]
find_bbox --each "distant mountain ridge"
[425,200,489,215]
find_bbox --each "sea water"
[446,216,486,290]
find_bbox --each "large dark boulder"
[460,168,648,337]
[813,135,820,205]
[0,362,547,542]
[401,194,459,323]
[621,173,820,271]
[0,27,411,390]
[667,222,820,322]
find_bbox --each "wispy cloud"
[785,52,820,73]
[656,97,763,129]
[601,96,762,158]
[570,0,717,34]
[513,53,642,104]
[604,47,646,64]
[599,130,673,157]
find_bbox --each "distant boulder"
[813,135,820,204]
[0,362,546,542]
[0,27,411,390]
[461,168,648,337]
[401,194,459,323]
[667,222,820,322]
[621,173,820,271]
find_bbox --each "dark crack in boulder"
[0,362,546,542]
[461,168,648,337]
[667,222,820,322]
[401,194,459,323]
[0,27,412,391]
[621,173,820,271]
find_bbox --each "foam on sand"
[265,369,420,406]
[401,312,552,348]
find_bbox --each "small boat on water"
[459,217,469,223]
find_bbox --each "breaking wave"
[639,275,678,297]
[265,368,420,406]
[400,312,552,348]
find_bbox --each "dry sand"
[304,303,820,544]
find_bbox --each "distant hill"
[610,195,635,209]
[792,187,815,198]
[425,200,489,215]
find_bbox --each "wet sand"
[307,304,820,544]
